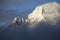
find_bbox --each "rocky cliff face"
[12,16,24,24]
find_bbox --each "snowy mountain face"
[12,2,60,25]
[1,2,59,31]
[1,2,60,28]
[28,2,60,25]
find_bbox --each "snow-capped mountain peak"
[28,2,60,25]
[11,2,60,25]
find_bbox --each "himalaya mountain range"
[0,2,60,40]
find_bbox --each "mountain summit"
[28,2,60,25]
[12,2,60,25]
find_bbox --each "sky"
[0,0,60,11]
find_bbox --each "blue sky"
[0,0,60,12]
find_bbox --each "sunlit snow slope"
[28,2,60,25]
